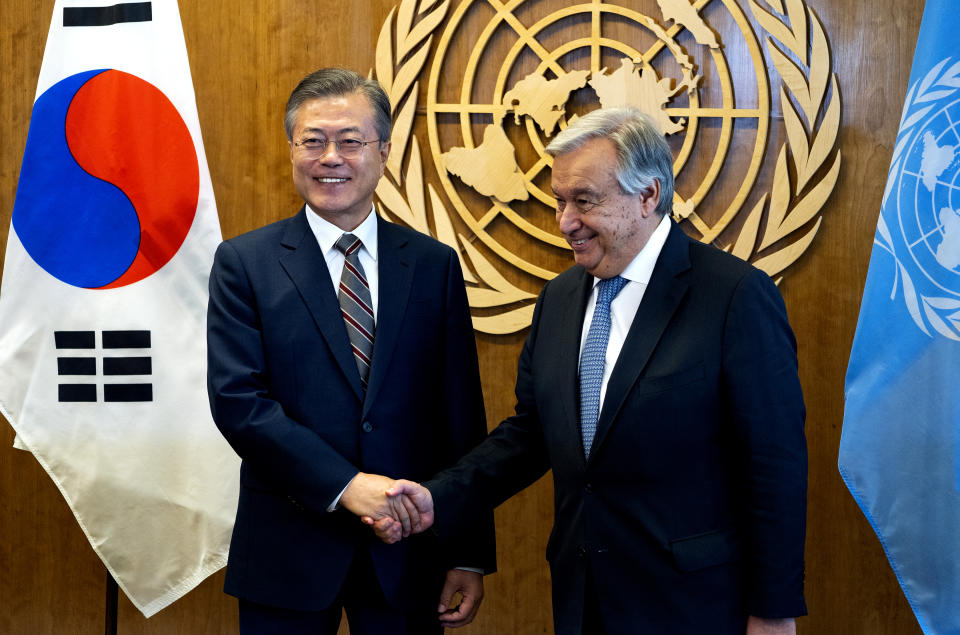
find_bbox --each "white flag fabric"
[0,1,239,617]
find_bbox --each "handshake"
[338,472,436,543]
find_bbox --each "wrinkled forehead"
[550,142,621,195]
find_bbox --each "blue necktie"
[579,275,628,459]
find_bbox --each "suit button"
[577,545,587,557]
[361,421,373,433]
[584,483,593,493]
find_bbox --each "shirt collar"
[593,213,671,288]
[305,204,379,261]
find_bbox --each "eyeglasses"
[293,137,380,158]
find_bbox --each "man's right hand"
[361,479,435,543]
[340,473,421,536]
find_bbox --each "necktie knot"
[335,233,362,257]
[597,275,628,306]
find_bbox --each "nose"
[556,205,580,235]
[318,143,344,163]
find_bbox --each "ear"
[639,179,661,217]
[379,140,392,170]
[288,139,295,162]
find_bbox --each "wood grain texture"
[0,0,926,633]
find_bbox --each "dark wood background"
[0,1,925,633]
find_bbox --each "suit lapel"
[589,223,691,460]
[362,216,413,415]
[559,269,595,463]
[278,207,365,401]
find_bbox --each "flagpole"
[105,571,118,635]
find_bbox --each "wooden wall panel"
[789,1,924,632]
[0,1,927,633]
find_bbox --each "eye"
[555,199,566,212]
[339,138,363,149]
[301,137,325,148]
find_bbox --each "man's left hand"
[746,616,796,635]
[437,569,484,628]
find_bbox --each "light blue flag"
[839,1,960,632]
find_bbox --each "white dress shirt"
[305,204,379,321]
[578,214,672,413]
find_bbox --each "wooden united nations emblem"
[372,0,842,334]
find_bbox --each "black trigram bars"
[55,330,153,402]
[63,2,152,27]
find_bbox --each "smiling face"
[288,92,390,231]
[551,137,661,279]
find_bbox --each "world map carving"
[443,58,696,203]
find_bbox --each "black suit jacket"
[207,208,495,611]
[427,221,807,634]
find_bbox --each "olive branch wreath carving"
[734,0,841,280]
[871,57,960,340]
[372,0,842,333]
[372,0,536,335]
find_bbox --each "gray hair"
[284,68,392,142]
[545,107,674,217]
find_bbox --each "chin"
[574,256,599,275]
[309,197,348,213]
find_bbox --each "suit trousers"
[238,547,444,635]
[582,561,606,635]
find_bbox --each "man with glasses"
[371,107,807,635]
[206,68,494,634]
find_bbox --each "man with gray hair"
[207,67,494,634]
[372,107,807,634]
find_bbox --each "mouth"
[568,235,594,250]
[315,177,349,184]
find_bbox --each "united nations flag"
[840,0,960,632]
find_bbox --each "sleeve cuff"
[327,474,357,512]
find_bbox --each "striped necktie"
[334,233,375,387]
[579,275,628,459]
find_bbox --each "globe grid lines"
[427,0,770,281]
[897,97,960,295]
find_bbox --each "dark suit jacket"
[427,221,807,634]
[207,208,495,611]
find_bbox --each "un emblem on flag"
[880,58,960,340]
